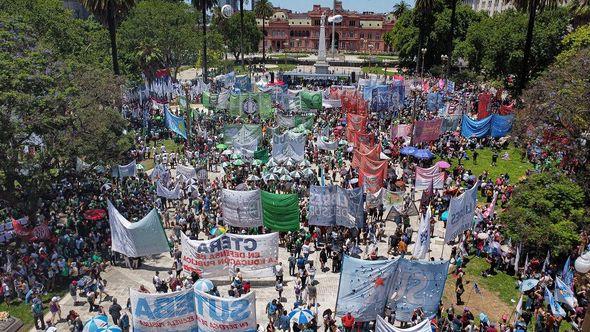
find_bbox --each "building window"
[349,31,354,38]
[368,33,372,40]
[360,33,364,39]
[314,19,320,26]
[349,20,356,26]
[376,34,380,40]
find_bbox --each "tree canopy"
[0,0,132,214]
[212,10,262,60]
[454,8,569,81]
[500,173,587,257]
[118,0,201,81]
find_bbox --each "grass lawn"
[140,138,183,171]
[436,145,532,182]
[0,289,67,330]
[457,257,572,331]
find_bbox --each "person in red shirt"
[341,312,355,332]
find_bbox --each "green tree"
[254,0,274,63]
[393,1,410,17]
[455,8,568,81]
[118,0,201,81]
[213,10,262,60]
[0,9,132,215]
[556,24,590,62]
[413,0,438,73]
[192,0,219,82]
[504,0,559,91]
[500,173,587,257]
[80,0,136,75]
[515,47,590,197]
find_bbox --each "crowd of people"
[1,70,587,332]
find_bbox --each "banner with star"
[336,255,449,322]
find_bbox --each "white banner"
[414,166,444,190]
[271,131,306,162]
[107,200,169,258]
[376,316,431,332]
[445,182,479,243]
[130,288,198,332]
[221,189,263,228]
[157,182,181,200]
[118,160,137,178]
[194,291,257,332]
[176,164,196,180]
[181,232,279,278]
[315,137,338,151]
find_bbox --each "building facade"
[256,1,396,54]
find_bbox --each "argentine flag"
[164,105,187,139]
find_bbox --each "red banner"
[352,144,381,169]
[477,92,492,119]
[359,157,388,193]
[413,119,442,144]
[499,103,514,115]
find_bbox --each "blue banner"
[335,187,365,228]
[426,92,445,112]
[234,75,252,92]
[130,288,198,332]
[165,106,187,139]
[195,290,257,332]
[308,185,337,226]
[490,114,514,137]
[336,255,449,322]
[461,114,513,138]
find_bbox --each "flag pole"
[334,255,345,316]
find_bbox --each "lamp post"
[409,83,422,145]
[420,47,427,80]
[441,54,448,81]
[575,252,590,331]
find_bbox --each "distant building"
[463,0,513,15]
[62,0,89,19]
[464,0,569,15]
[256,1,396,54]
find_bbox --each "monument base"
[314,61,330,74]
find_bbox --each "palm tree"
[393,0,409,17]
[413,0,436,73]
[240,0,248,67]
[505,0,557,91]
[192,0,218,82]
[254,0,274,64]
[446,0,459,76]
[81,0,136,75]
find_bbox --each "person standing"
[275,281,284,301]
[341,312,355,332]
[288,253,296,276]
[109,298,123,325]
[49,296,62,324]
[119,309,130,332]
[274,262,284,283]
[31,295,46,330]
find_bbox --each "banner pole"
[440,241,446,259]
[334,255,345,316]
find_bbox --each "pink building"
[257,1,396,54]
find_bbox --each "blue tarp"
[427,92,445,112]
[461,114,513,138]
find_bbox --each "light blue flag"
[554,277,577,309]
[164,106,187,139]
[336,255,449,322]
[544,287,566,317]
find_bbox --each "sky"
[267,0,410,13]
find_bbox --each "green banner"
[229,93,273,119]
[253,149,269,164]
[261,191,300,232]
[300,90,323,111]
